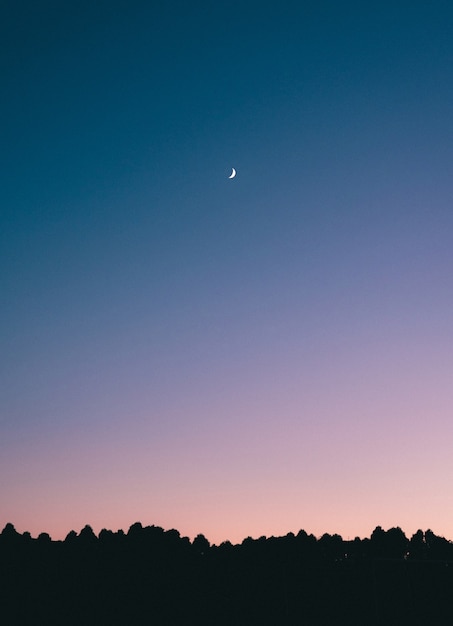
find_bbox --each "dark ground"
[1,523,453,625]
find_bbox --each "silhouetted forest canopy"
[2,522,453,625]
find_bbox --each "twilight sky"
[2,0,453,544]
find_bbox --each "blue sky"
[2,1,453,542]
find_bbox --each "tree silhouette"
[1,522,453,625]
[192,533,210,555]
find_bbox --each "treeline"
[1,522,453,625]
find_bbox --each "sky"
[1,0,453,545]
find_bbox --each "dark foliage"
[1,523,453,625]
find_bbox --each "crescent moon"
[228,167,236,179]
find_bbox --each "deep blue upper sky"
[2,1,453,540]
[2,0,453,426]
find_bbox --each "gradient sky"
[2,0,453,544]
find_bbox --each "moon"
[228,167,236,179]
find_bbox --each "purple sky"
[2,1,453,543]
